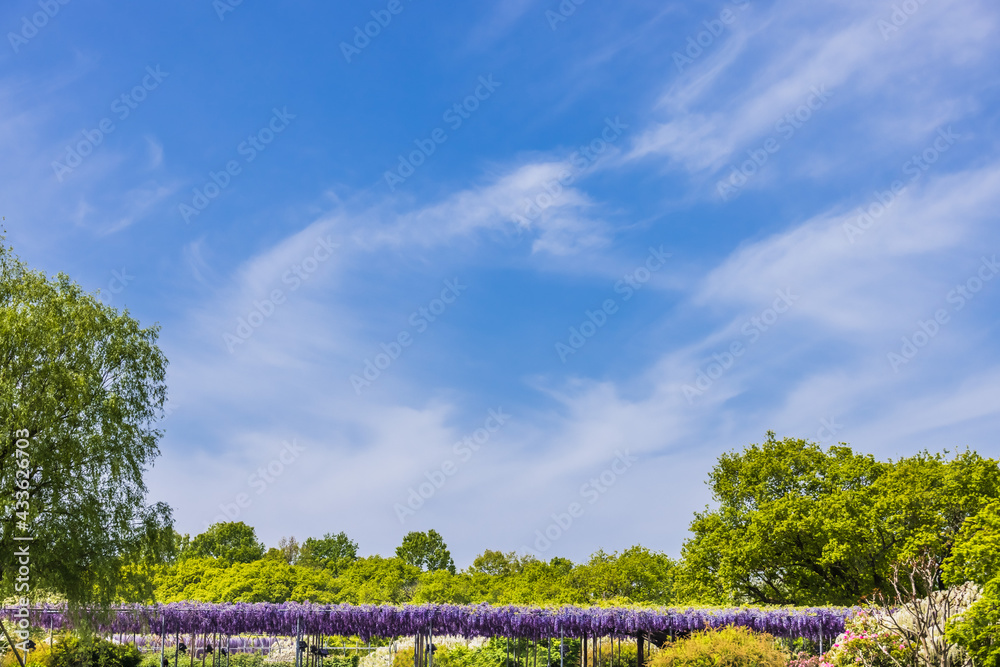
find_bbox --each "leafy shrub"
[319,657,357,667]
[946,576,1000,667]
[391,639,573,667]
[648,625,786,667]
[226,655,267,667]
[1,638,54,667]
[820,610,915,667]
[32,636,142,667]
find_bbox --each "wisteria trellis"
[0,603,855,643]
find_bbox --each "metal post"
[559,630,563,667]
[294,621,299,667]
[159,618,166,667]
[428,623,433,667]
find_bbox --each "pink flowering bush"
[819,610,916,667]
[787,653,823,667]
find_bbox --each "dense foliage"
[1,635,142,667]
[298,533,358,573]
[650,626,788,667]
[0,236,173,606]
[396,531,456,574]
[151,535,675,607]
[944,501,1000,667]
[676,433,1000,606]
[186,523,265,565]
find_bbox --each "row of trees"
[155,525,675,605]
[172,526,456,576]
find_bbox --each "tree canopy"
[298,531,358,572]
[0,236,173,606]
[675,433,1000,606]
[396,530,456,574]
[186,522,266,564]
[149,523,676,607]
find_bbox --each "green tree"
[187,522,265,564]
[577,546,675,604]
[336,556,421,603]
[411,569,475,604]
[675,433,1000,605]
[205,558,298,602]
[396,530,456,573]
[298,531,358,573]
[469,549,522,577]
[944,502,1000,667]
[0,236,173,607]
[943,500,1000,587]
[152,557,227,602]
[171,531,192,563]
[277,536,300,564]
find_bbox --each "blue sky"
[4,0,1000,566]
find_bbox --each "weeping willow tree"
[0,232,174,625]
